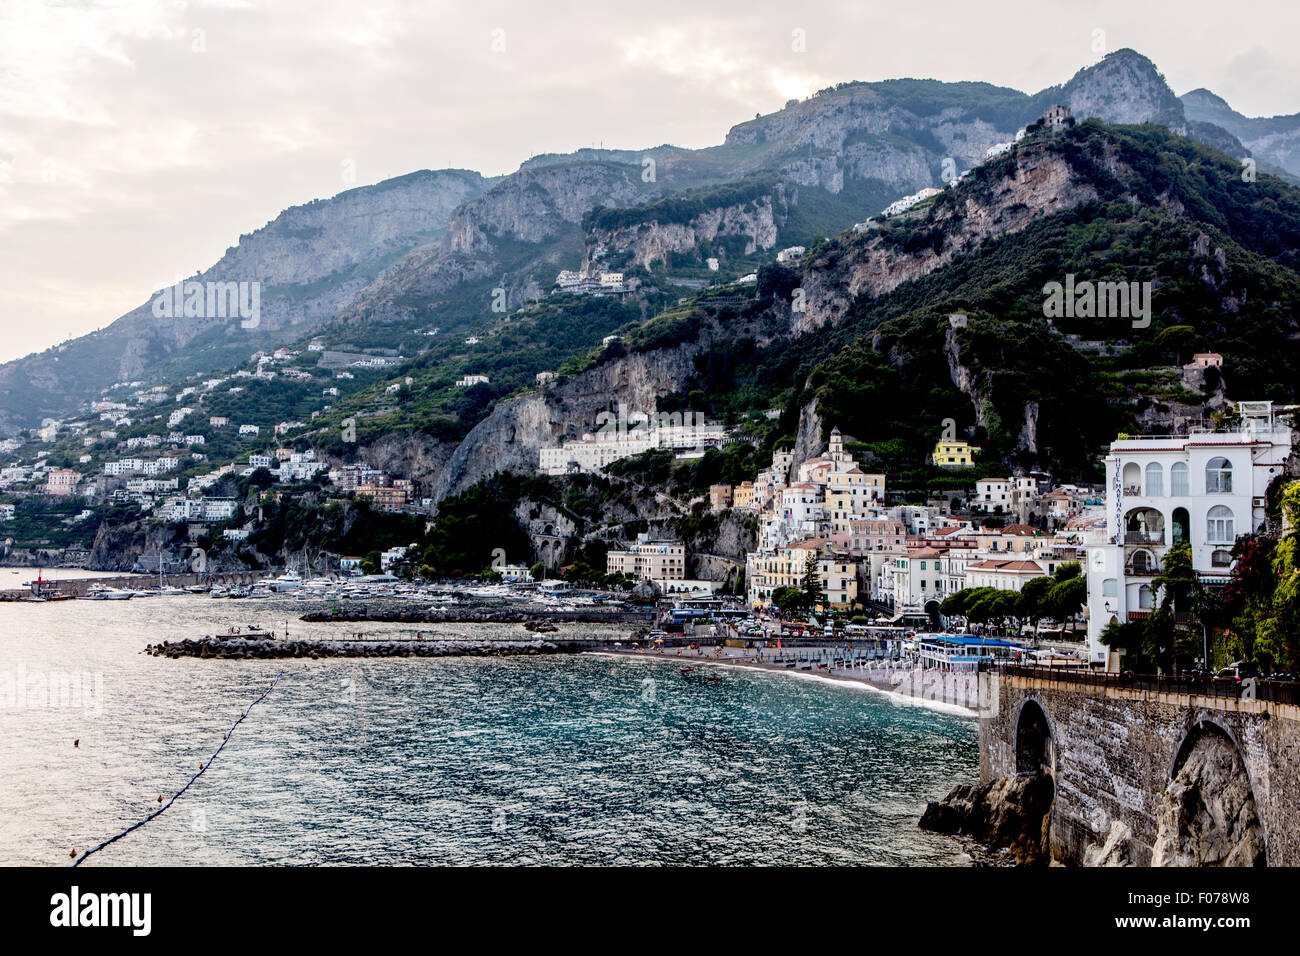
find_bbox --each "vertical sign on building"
[1111,456,1124,545]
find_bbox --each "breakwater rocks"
[919,773,1055,865]
[145,635,586,660]
[299,605,650,625]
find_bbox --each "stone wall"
[979,671,1300,865]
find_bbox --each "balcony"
[1124,560,1161,577]
[1122,532,1164,546]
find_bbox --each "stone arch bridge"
[980,666,1300,865]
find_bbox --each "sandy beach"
[593,644,980,716]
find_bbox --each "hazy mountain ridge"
[1,48,1291,436]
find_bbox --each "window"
[1103,578,1117,596]
[1122,462,1141,493]
[1138,585,1154,609]
[1170,462,1189,496]
[1206,457,1233,494]
[1207,505,1235,544]
[1211,550,1233,568]
[1145,463,1163,497]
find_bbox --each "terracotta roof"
[968,559,1044,573]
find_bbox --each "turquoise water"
[0,598,978,865]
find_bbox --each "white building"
[538,418,727,476]
[1084,402,1293,667]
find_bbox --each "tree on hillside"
[1153,324,1198,366]
[801,551,823,610]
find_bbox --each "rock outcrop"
[795,143,1107,333]
[919,773,1055,865]
[1151,732,1267,867]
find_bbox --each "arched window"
[1138,585,1154,609]
[1170,462,1189,496]
[1206,457,1233,494]
[1145,463,1163,497]
[1207,505,1235,545]
[1122,462,1141,495]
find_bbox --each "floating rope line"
[72,670,288,867]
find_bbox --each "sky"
[2,0,1298,364]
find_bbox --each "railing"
[1122,532,1164,545]
[984,662,1300,707]
[1124,562,1160,576]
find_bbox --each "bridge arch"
[1158,717,1267,866]
[1015,697,1056,776]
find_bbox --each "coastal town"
[6,3,1300,890]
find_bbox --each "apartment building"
[1084,401,1293,666]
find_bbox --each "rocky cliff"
[795,142,1107,333]
[431,342,703,503]
[589,191,785,269]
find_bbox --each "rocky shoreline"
[299,605,651,625]
[919,773,1055,865]
[143,634,618,659]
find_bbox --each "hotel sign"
[1111,456,1123,545]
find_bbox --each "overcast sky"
[2,0,1298,363]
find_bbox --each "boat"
[210,587,229,599]
[680,667,694,674]
[79,585,134,601]
[268,571,304,593]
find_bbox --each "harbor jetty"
[145,633,635,659]
[300,605,651,626]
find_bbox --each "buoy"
[73,739,79,747]
[198,763,204,771]
[157,795,163,802]
[70,849,76,858]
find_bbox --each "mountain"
[425,119,1300,502]
[0,48,1282,439]
[0,168,491,433]
[1181,88,1300,180]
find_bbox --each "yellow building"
[932,440,975,469]
[732,481,755,509]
